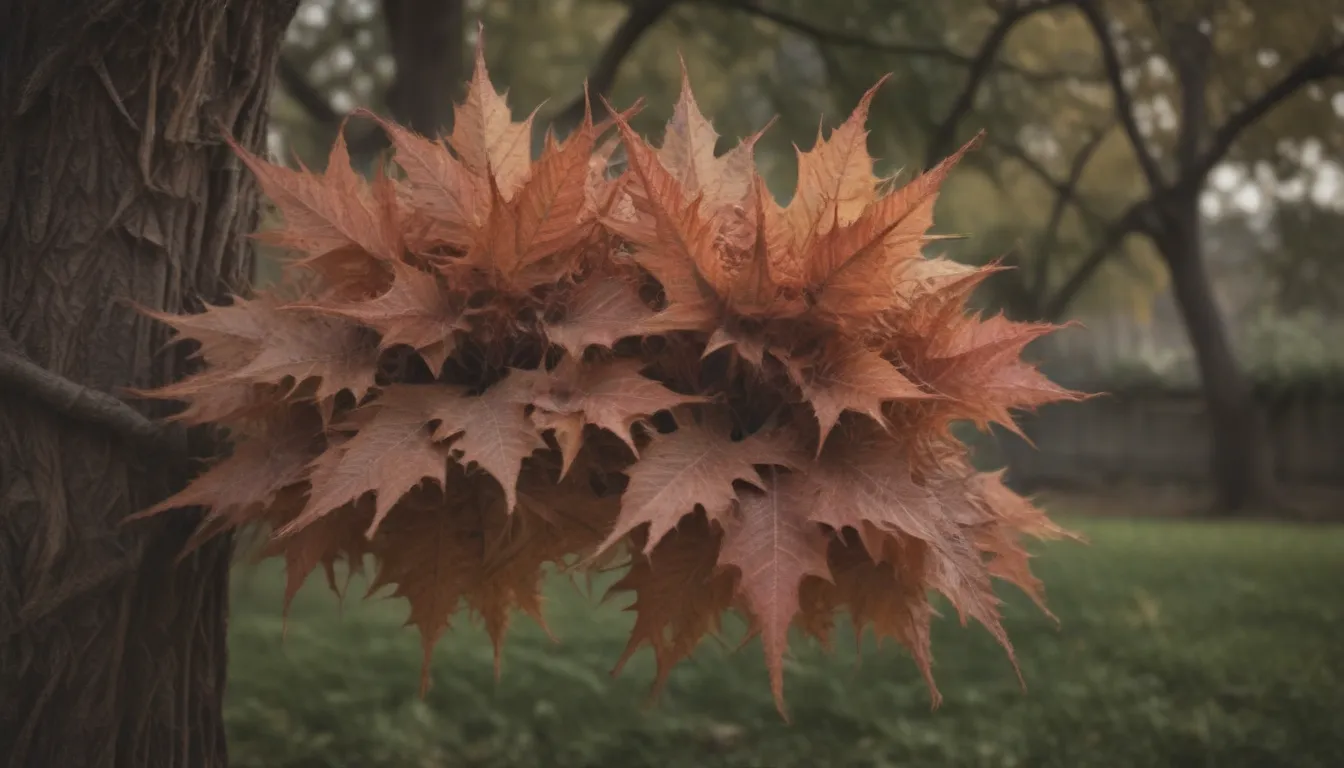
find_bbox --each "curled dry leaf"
[131,28,1083,719]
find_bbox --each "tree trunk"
[0,1,297,765]
[383,0,466,137]
[1159,199,1278,512]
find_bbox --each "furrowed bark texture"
[0,1,297,765]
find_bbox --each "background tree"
[807,0,1344,510]
[0,0,299,764]
[1006,0,1343,510]
[273,0,1344,512]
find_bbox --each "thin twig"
[1185,41,1344,187]
[549,0,679,137]
[924,0,1072,167]
[704,0,1085,84]
[1041,201,1151,320]
[1072,0,1167,192]
[989,131,1110,232]
[0,328,188,456]
[1030,126,1112,304]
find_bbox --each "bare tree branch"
[924,0,1071,168]
[1073,0,1167,192]
[700,0,1089,84]
[0,329,187,456]
[1004,11,1342,320]
[1030,127,1111,303]
[1185,42,1344,188]
[277,55,341,126]
[275,54,389,158]
[550,0,678,137]
[1008,33,1344,321]
[706,0,973,60]
[988,128,1115,314]
[1042,201,1150,320]
[990,132,1110,230]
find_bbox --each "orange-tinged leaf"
[265,494,373,619]
[724,176,802,316]
[655,60,765,212]
[528,357,707,460]
[138,295,380,416]
[365,481,494,695]
[786,343,933,451]
[610,109,732,301]
[368,473,586,691]
[798,532,940,703]
[893,257,982,308]
[511,113,599,269]
[141,293,282,369]
[370,110,484,243]
[543,277,657,355]
[783,76,889,246]
[233,131,398,259]
[586,133,624,216]
[596,412,805,556]
[141,378,279,425]
[702,324,767,366]
[911,313,1083,433]
[279,387,456,538]
[607,514,738,695]
[127,414,321,537]
[448,31,535,200]
[293,259,465,373]
[225,309,380,404]
[428,374,547,513]
[474,172,522,277]
[809,429,948,547]
[529,409,585,478]
[808,427,1013,662]
[809,134,979,323]
[717,468,831,717]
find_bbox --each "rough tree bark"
[0,1,298,765]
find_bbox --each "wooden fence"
[985,389,1344,489]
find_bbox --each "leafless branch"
[1041,201,1150,320]
[989,131,1110,230]
[991,127,1161,319]
[701,0,1088,84]
[550,0,678,137]
[924,0,1071,168]
[277,55,341,126]
[0,329,187,456]
[706,0,974,60]
[275,54,389,158]
[988,128,1113,313]
[1031,127,1111,302]
[1185,42,1344,188]
[1072,0,1167,192]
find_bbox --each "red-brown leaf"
[717,468,831,717]
[786,343,934,451]
[596,412,805,556]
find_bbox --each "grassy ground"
[226,517,1344,768]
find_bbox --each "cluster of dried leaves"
[133,38,1081,717]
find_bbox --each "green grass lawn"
[225,517,1344,768]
